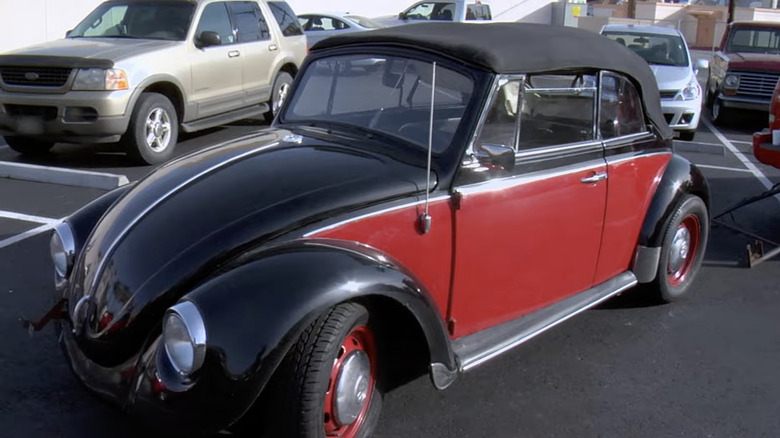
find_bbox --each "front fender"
[147,238,455,431]
[65,183,134,259]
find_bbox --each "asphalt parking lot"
[2,101,780,437]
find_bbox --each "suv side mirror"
[196,31,221,48]
[476,143,516,171]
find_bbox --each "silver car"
[298,13,383,46]
[601,24,708,141]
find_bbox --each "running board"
[453,271,637,372]
[181,103,270,133]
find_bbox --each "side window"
[227,2,270,42]
[196,2,234,45]
[466,5,491,20]
[268,1,304,36]
[474,80,521,151]
[599,73,647,139]
[518,74,596,149]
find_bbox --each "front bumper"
[661,96,702,133]
[718,94,770,113]
[0,89,132,143]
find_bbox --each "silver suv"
[0,0,307,164]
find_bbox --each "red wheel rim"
[323,325,377,438]
[667,215,701,287]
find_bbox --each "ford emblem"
[24,72,39,81]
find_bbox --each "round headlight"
[50,222,75,278]
[163,301,206,376]
[724,74,740,89]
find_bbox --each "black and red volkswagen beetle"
[44,23,709,437]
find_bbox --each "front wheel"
[264,72,293,124]
[122,92,178,165]
[4,136,54,156]
[711,97,730,126]
[652,195,709,302]
[266,302,383,438]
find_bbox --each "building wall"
[0,0,561,54]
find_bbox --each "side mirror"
[694,58,709,73]
[65,29,73,38]
[196,31,221,48]
[475,143,515,171]
[398,11,407,19]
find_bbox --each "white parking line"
[696,164,755,173]
[0,223,54,250]
[730,140,753,146]
[702,118,780,202]
[0,210,60,225]
[676,140,728,148]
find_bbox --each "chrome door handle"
[268,44,278,51]
[580,172,607,184]
[228,50,240,58]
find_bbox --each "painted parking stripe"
[730,140,753,146]
[0,210,60,225]
[0,223,55,250]
[696,164,755,173]
[702,118,780,201]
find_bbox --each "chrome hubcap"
[334,350,370,426]
[669,226,691,274]
[145,108,171,152]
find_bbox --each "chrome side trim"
[457,159,606,196]
[430,362,458,390]
[302,195,451,237]
[632,244,661,283]
[515,140,603,159]
[602,132,655,149]
[454,271,637,372]
[606,150,672,166]
[89,143,280,295]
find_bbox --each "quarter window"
[196,3,234,45]
[268,1,304,36]
[599,73,647,139]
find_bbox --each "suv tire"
[4,136,54,156]
[264,72,293,124]
[122,92,178,165]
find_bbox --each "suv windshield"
[69,1,195,40]
[726,27,780,54]
[282,54,475,153]
[602,31,689,67]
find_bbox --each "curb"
[0,161,129,190]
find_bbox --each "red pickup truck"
[706,21,780,125]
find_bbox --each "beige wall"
[0,0,562,54]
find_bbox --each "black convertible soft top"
[312,22,671,139]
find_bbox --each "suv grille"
[0,66,72,87]
[734,71,780,100]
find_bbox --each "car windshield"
[68,1,195,41]
[283,54,475,153]
[603,31,689,67]
[726,27,780,54]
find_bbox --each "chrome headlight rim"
[50,221,76,279]
[163,301,207,377]
[723,74,740,90]
[675,77,701,101]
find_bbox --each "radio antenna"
[419,62,436,234]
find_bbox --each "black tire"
[678,130,696,142]
[4,136,54,156]
[652,195,709,302]
[121,92,178,165]
[264,72,293,124]
[264,302,383,438]
[711,97,730,126]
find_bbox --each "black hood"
[69,129,431,363]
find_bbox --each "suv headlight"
[72,68,129,91]
[675,77,701,101]
[50,222,75,278]
[163,301,207,377]
[723,74,740,90]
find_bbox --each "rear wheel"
[4,136,54,156]
[652,195,709,302]
[265,302,383,438]
[264,72,293,124]
[121,92,178,165]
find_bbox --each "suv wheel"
[264,72,293,124]
[711,97,730,126]
[4,136,54,156]
[122,92,178,165]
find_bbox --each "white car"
[298,12,383,46]
[373,0,492,27]
[601,24,708,141]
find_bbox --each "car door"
[227,1,277,105]
[190,1,244,119]
[593,72,672,284]
[449,74,608,338]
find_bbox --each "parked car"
[39,22,709,438]
[0,0,307,164]
[706,21,780,125]
[297,12,383,46]
[373,0,492,27]
[752,78,780,169]
[601,24,708,141]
